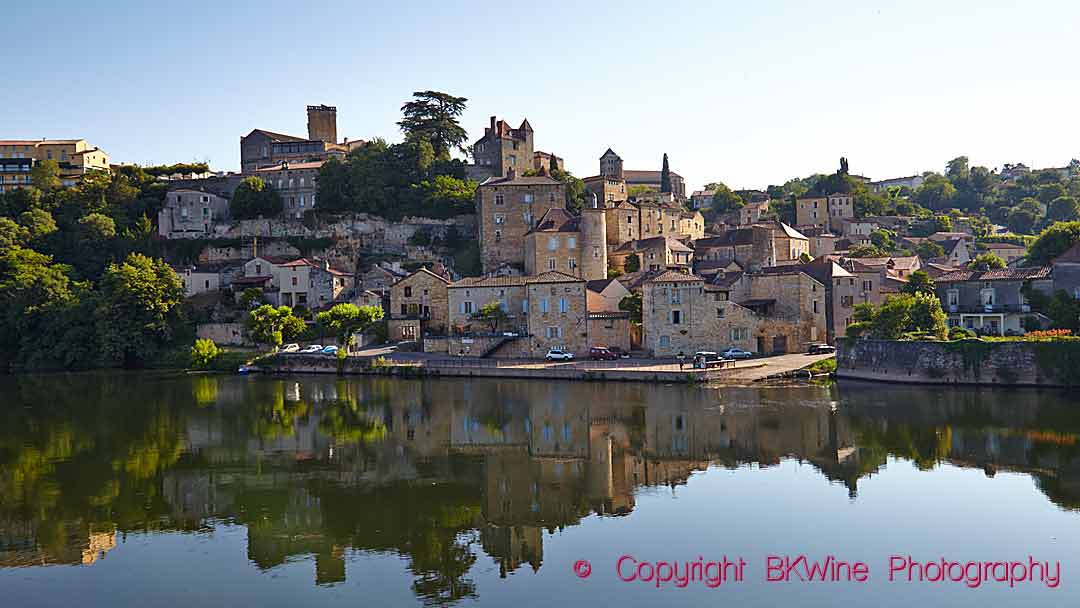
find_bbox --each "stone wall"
[836,338,1080,387]
[197,322,248,346]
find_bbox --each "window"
[567,237,577,248]
[404,286,412,297]
[523,212,533,224]
[559,298,569,313]
[540,298,550,313]
[548,258,557,270]
[841,295,853,307]
[947,290,960,307]
[522,299,528,313]
[524,193,534,204]
[495,194,505,205]
[730,327,749,341]
[291,277,298,286]
[462,301,474,314]
[671,289,681,304]
[862,280,873,291]
[494,214,505,225]
[813,300,819,314]
[546,326,562,338]
[400,304,408,315]
[659,335,670,347]
[255,263,262,275]
[672,310,682,325]
[717,307,725,319]
[548,237,558,251]
[495,230,502,242]
[568,258,577,271]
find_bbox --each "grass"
[803,356,837,374]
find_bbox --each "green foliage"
[701,182,744,219]
[847,293,947,340]
[230,176,283,219]
[1007,198,1043,234]
[900,270,936,296]
[948,326,977,340]
[30,159,62,191]
[397,90,469,159]
[1028,221,1080,264]
[869,229,896,251]
[913,174,957,210]
[239,287,265,309]
[803,357,837,374]
[139,162,211,177]
[847,244,889,258]
[628,185,658,199]
[95,253,186,367]
[315,303,384,345]
[619,293,643,323]
[190,338,220,369]
[915,240,945,259]
[660,153,672,194]
[18,208,58,241]
[77,212,116,241]
[247,304,298,348]
[474,301,509,333]
[624,253,641,272]
[1047,196,1080,223]
[967,252,1007,270]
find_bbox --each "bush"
[948,326,977,340]
[190,338,220,369]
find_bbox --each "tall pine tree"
[660,153,672,193]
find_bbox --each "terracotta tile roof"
[526,271,586,284]
[232,275,272,285]
[615,236,693,253]
[479,175,561,187]
[279,257,352,275]
[245,129,307,143]
[402,267,451,284]
[645,270,702,283]
[623,169,683,181]
[935,266,1052,282]
[530,208,580,233]
[450,275,528,288]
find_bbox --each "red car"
[590,346,619,361]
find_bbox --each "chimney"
[490,116,496,135]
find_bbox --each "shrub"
[190,338,220,369]
[948,326,977,340]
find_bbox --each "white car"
[545,348,574,361]
[299,345,323,353]
[281,343,300,353]
[721,347,754,360]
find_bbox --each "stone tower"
[580,193,608,281]
[307,104,338,144]
[600,148,623,180]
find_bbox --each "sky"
[4,0,1080,192]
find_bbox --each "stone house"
[736,267,828,352]
[254,160,322,219]
[448,276,530,336]
[937,238,972,267]
[533,150,563,173]
[603,200,639,246]
[801,259,858,342]
[176,265,224,298]
[158,188,231,239]
[523,207,608,281]
[838,217,880,238]
[795,193,854,231]
[477,172,565,274]
[584,175,629,206]
[387,267,450,341]
[641,271,762,357]
[276,258,354,310]
[469,116,534,180]
[586,278,632,312]
[692,221,808,271]
[1052,243,1080,298]
[611,236,692,272]
[525,273,589,356]
[360,263,408,295]
[981,242,1027,265]
[936,266,1053,335]
[586,312,632,352]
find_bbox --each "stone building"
[254,160,322,219]
[256,257,354,310]
[610,236,693,272]
[158,188,231,239]
[586,311,632,352]
[586,278,632,312]
[692,221,808,271]
[936,266,1053,335]
[176,265,224,297]
[525,272,589,356]
[523,205,607,281]
[801,259,859,342]
[533,151,563,173]
[387,267,450,341]
[641,271,762,357]
[0,138,110,188]
[240,105,362,173]
[476,172,565,274]
[795,193,854,231]
[469,116,534,181]
[584,148,687,202]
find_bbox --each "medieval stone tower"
[307,104,338,144]
[580,193,608,281]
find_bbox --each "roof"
[940,239,966,256]
[279,257,352,276]
[401,267,451,284]
[983,241,1027,250]
[936,266,1052,283]
[479,175,561,187]
[645,270,702,284]
[929,231,973,240]
[801,259,855,283]
[526,271,586,284]
[774,221,809,240]
[529,208,580,233]
[615,236,693,253]
[450,275,528,288]
[708,270,745,288]
[845,255,921,271]
[243,129,307,143]
[1053,243,1080,264]
[695,230,754,248]
[232,275,272,285]
[622,169,683,181]
[254,160,325,171]
[250,255,294,265]
[586,278,620,293]
[0,139,85,146]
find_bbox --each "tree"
[17,208,58,240]
[95,253,185,366]
[1047,196,1080,223]
[945,156,969,182]
[30,159,62,191]
[847,244,889,258]
[78,212,117,241]
[618,293,642,323]
[1037,183,1067,206]
[869,229,896,252]
[624,253,641,272]
[397,91,469,159]
[239,287,265,309]
[474,301,509,333]
[847,293,947,340]
[282,314,307,342]
[913,174,957,210]
[1007,198,1043,234]
[0,218,28,250]
[900,270,936,296]
[549,153,558,174]
[230,176,283,219]
[1028,221,1080,264]
[703,182,744,216]
[968,253,1007,270]
[315,303,383,345]
[915,240,945,260]
[660,154,672,194]
[247,304,296,348]
[190,338,220,369]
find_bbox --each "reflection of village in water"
[3,374,1080,603]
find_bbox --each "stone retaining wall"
[836,338,1080,387]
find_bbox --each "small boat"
[237,366,251,375]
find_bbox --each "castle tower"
[600,148,623,180]
[307,105,338,144]
[580,193,608,281]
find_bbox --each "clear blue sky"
[5,0,1079,191]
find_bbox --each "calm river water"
[1,373,1078,607]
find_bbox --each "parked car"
[609,346,632,359]
[321,345,339,355]
[299,345,322,353]
[721,347,754,360]
[590,346,618,361]
[545,348,574,361]
[281,343,300,353]
[808,343,836,355]
[693,351,730,369]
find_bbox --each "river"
[1,373,1077,606]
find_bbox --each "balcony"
[947,304,1030,314]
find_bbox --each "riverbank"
[246,352,835,385]
[836,338,1080,387]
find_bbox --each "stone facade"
[0,139,110,186]
[477,174,565,274]
[388,268,450,340]
[587,312,632,352]
[254,161,322,219]
[448,276,529,335]
[611,236,693,272]
[471,116,534,179]
[586,278,631,312]
[795,194,852,231]
[158,188,231,239]
[523,207,607,281]
[641,272,762,357]
[525,274,588,356]
[692,221,808,271]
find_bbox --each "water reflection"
[1,374,1079,604]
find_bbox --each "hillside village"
[4,93,1080,368]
